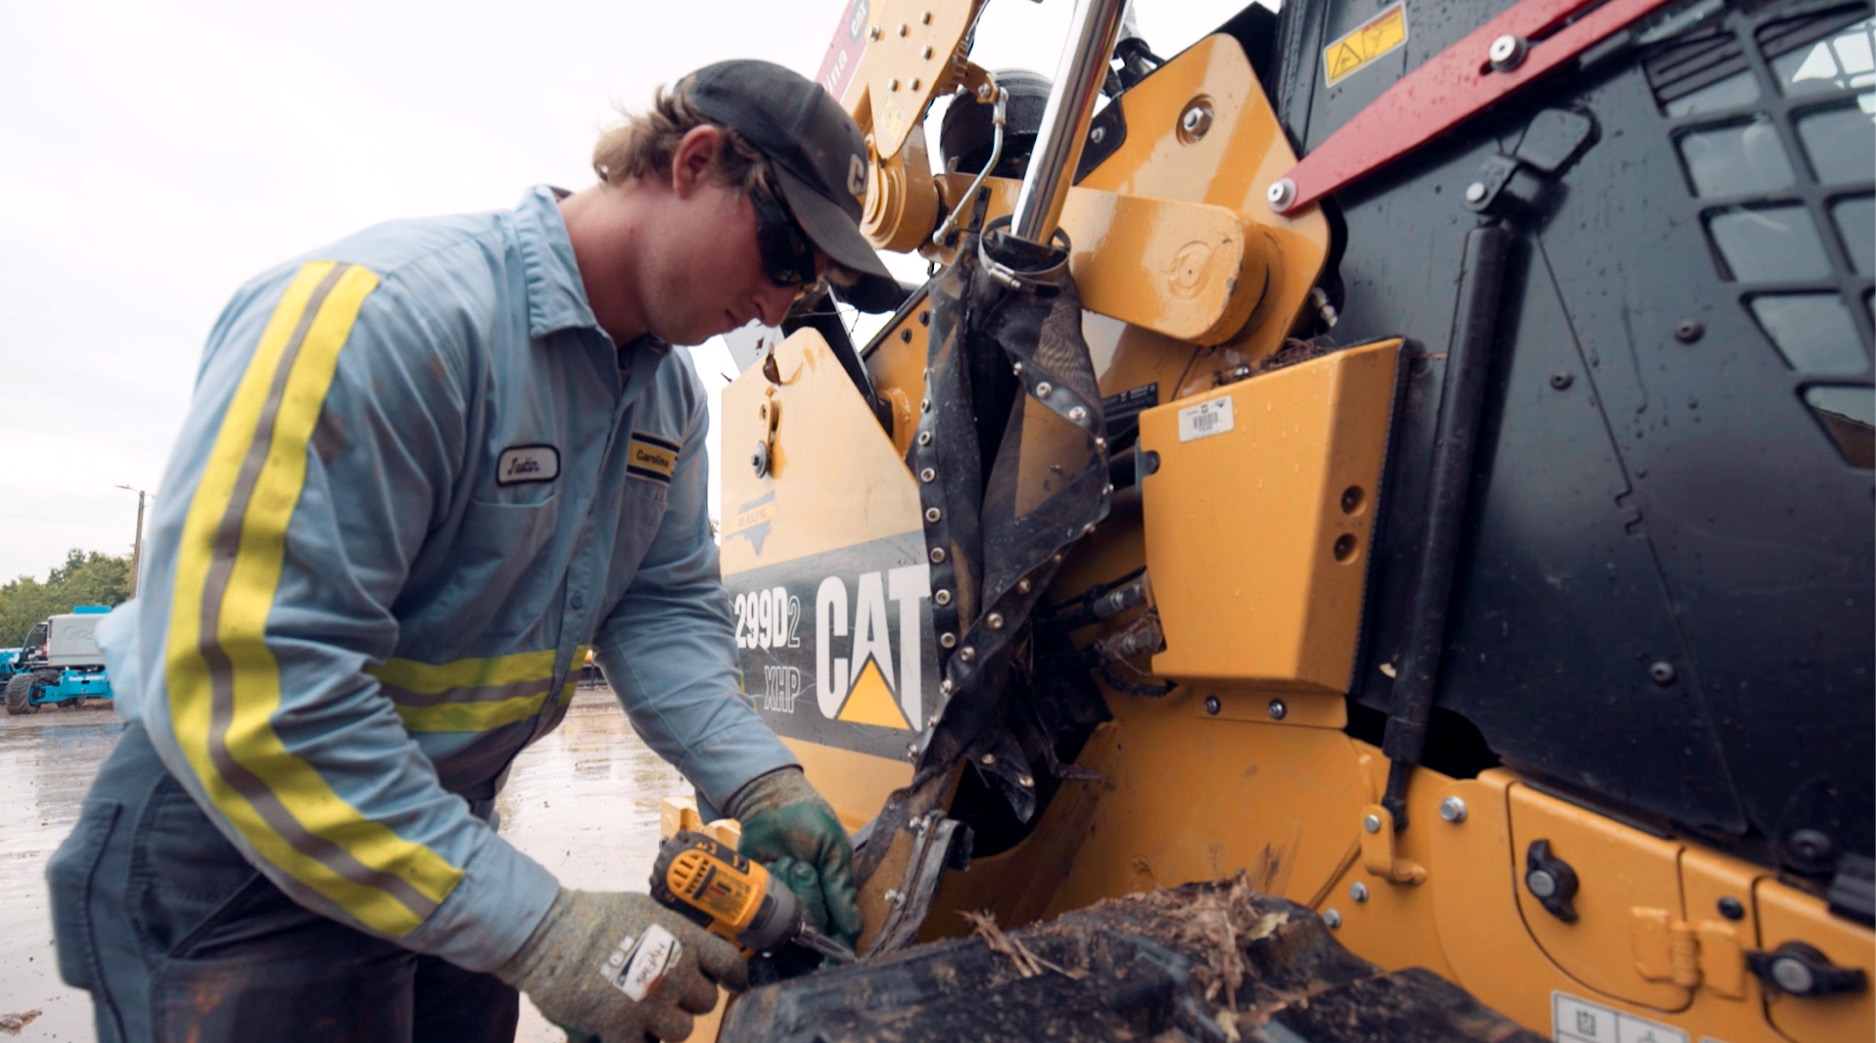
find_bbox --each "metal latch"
[1747,942,1870,998]
[1525,839,1579,922]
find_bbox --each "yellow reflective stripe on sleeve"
[394,694,552,733]
[165,260,463,938]
[368,649,560,694]
[373,645,590,733]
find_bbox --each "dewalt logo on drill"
[626,432,680,485]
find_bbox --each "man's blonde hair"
[592,84,771,191]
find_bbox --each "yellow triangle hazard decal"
[1329,41,1364,81]
[836,657,910,730]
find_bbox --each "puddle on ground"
[0,690,685,1042]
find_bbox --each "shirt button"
[571,594,585,610]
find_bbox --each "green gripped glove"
[496,888,747,1041]
[726,767,863,948]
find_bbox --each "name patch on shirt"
[627,432,680,485]
[497,445,560,485]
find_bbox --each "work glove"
[496,888,747,1041]
[726,766,863,948]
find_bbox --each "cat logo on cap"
[627,432,680,485]
[847,154,867,202]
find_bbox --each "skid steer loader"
[675,0,1874,1039]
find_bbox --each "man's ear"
[670,125,723,199]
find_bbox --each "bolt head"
[930,547,946,564]
[1016,578,1032,594]
[1717,896,1746,921]
[1267,699,1287,720]
[1204,695,1222,715]
[1649,661,1676,685]
[1266,177,1297,211]
[1488,34,1527,70]
[934,588,952,606]
[1363,813,1382,833]
[1350,882,1370,903]
[1465,181,1488,203]
[1787,828,1835,864]
[1017,774,1034,788]
[1322,908,1342,928]
[1550,372,1574,390]
[1036,381,1053,397]
[1527,869,1559,898]
[1090,126,1106,144]
[925,507,942,523]
[939,632,956,648]
[1439,796,1469,823]
[959,646,975,663]
[980,753,996,765]
[1180,104,1213,139]
[986,612,1004,629]
[1674,319,1705,343]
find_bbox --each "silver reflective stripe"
[195,262,439,922]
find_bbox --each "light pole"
[114,485,147,599]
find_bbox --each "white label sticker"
[1552,991,1687,1043]
[1177,397,1235,443]
[600,924,682,1002]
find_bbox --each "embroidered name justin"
[497,445,560,485]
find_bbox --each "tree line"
[0,549,132,648]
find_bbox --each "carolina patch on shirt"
[497,445,559,485]
[627,432,680,485]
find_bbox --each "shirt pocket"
[444,493,562,641]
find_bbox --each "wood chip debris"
[0,1010,43,1035]
[960,910,1086,980]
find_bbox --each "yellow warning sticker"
[1323,2,1409,87]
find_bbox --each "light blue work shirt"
[97,186,796,971]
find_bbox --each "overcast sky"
[0,0,1251,588]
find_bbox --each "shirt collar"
[514,186,674,367]
[514,185,600,339]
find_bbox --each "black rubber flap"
[721,876,1547,1043]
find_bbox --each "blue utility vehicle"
[4,606,115,714]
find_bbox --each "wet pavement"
[0,690,686,1042]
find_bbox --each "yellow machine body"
[684,2,1876,1041]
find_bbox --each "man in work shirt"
[49,60,902,1042]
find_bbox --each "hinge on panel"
[1630,907,1747,998]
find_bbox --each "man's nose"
[753,282,795,328]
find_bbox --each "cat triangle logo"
[835,655,910,730]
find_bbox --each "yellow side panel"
[720,328,921,575]
[1507,784,1692,1012]
[1138,340,1399,691]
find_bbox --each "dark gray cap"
[679,59,907,313]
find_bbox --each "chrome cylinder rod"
[1008,0,1128,246]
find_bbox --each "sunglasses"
[750,182,822,293]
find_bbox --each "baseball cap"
[679,59,908,314]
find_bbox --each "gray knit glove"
[496,888,747,1041]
